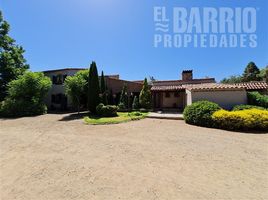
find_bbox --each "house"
[151,70,268,110]
[43,68,143,110]
[43,68,267,111]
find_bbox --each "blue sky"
[0,0,267,82]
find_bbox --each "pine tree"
[242,62,261,82]
[119,84,128,109]
[139,78,152,109]
[0,11,29,100]
[132,96,139,110]
[100,71,108,105]
[88,61,100,114]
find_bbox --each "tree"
[0,72,51,117]
[139,78,152,109]
[74,69,89,107]
[0,11,29,101]
[100,71,108,105]
[118,84,128,109]
[88,61,100,114]
[258,66,268,83]
[132,96,139,110]
[64,75,86,114]
[242,62,261,82]
[220,75,242,84]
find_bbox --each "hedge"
[232,104,266,111]
[183,101,221,127]
[96,103,118,117]
[247,92,268,108]
[212,109,268,131]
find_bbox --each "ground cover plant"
[212,109,268,131]
[84,111,148,125]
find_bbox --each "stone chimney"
[182,70,193,81]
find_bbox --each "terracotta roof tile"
[184,83,244,91]
[234,81,268,90]
[151,85,185,91]
[151,83,244,92]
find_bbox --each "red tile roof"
[234,81,268,90]
[184,83,244,91]
[151,83,244,92]
[151,85,185,91]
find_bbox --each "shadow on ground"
[59,112,89,121]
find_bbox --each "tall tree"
[100,71,108,105]
[0,11,29,100]
[258,66,268,83]
[119,84,128,109]
[242,62,261,82]
[139,78,152,109]
[88,61,100,114]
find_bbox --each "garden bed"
[84,112,148,125]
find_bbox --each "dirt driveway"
[0,113,267,200]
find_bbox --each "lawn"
[84,112,148,125]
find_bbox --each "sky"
[0,0,267,82]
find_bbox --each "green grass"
[84,112,148,125]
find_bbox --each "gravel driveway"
[0,113,267,200]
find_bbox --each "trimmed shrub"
[183,101,221,127]
[139,78,152,109]
[212,109,268,131]
[96,103,118,117]
[232,104,266,111]
[119,84,128,109]
[247,92,268,108]
[132,96,139,110]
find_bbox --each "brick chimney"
[182,70,193,81]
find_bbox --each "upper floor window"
[52,74,67,85]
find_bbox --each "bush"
[247,92,268,108]
[0,72,51,117]
[232,104,266,111]
[183,101,221,127]
[212,109,268,131]
[96,103,118,117]
[0,98,47,117]
[118,102,127,110]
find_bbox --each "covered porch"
[152,89,187,111]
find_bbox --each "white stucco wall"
[44,69,81,109]
[162,92,184,109]
[187,89,247,109]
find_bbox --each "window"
[52,74,64,85]
[165,92,170,98]
[55,94,62,104]
[63,75,67,82]
[51,95,56,103]
[174,92,180,97]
